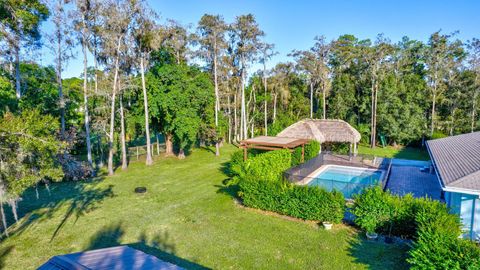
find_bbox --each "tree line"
[1,0,480,226]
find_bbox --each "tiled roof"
[427,132,480,191]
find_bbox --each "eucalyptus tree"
[196,14,228,156]
[74,0,99,168]
[425,31,464,136]
[363,35,394,147]
[230,14,264,140]
[290,36,331,119]
[468,38,480,132]
[98,0,133,175]
[0,0,49,99]
[131,0,160,165]
[47,0,75,137]
[259,42,276,135]
[163,20,190,64]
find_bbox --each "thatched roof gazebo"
[277,119,361,155]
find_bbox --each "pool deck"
[385,162,442,200]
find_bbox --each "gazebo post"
[301,143,305,163]
[349,143,353,156]
[243,145,248,161]
[353,142,358,157]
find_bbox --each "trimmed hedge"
[243,149,292,182]
[239,179,345,223]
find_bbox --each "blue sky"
[40,0,480,78]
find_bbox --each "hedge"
[291,140,321,166]
[352,186,480,268]
[239,179,345,223]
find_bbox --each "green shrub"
[408,208,479,269]
[239,179,345,223]
[243,149,292,182]
[291,140,321,166]
[304,140,321,160]
[351,186,393,233]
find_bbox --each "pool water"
[307,165,384,198]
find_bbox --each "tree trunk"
[234,93,238,141]
[156,133,160,155]
[178,148,185,159]
[15,45,21,99]
[140,56,153,165]
[310,82,313,118]
[431,92,436,136]
[107,37,122,176]
[82,35,93,168]
[213,43,220,156]
[472,85,478,133]
[263,62,268,135]
[370,79,375,148]
[241,65,247,140]
[273,92,277,123]
[97,135,104,168]
[372,81,378,148]
[228,95,232,143]
[0,203,8,237]
[165,133,173,156]
[322,84,326,120]
[57,32,65,136]
[119,94,127,170]
[8,200,18,223]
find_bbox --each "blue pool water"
[307,165,384,198]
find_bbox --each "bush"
[408,208,480,269]
[242,149,292,182]
[430,131,448,140]
[239,179,345,223]
[291,140,321,166]
[351,186,392,233]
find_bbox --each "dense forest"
[1,0,480,228]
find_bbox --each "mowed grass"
[0,145,409,269]
[357,144,430,160]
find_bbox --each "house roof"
[427,132,480,191]
[277,119,361,143]
[38,246,183,270]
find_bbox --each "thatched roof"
[241,136,309,148]
[277,119,361,144]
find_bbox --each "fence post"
[136,146,139,160]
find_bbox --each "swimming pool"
[306,165,385,198]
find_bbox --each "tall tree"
[363,35,393,147]
[230,14,264,140]
[74,0,97,168]
[259,42,276,135]
[132,0,160,165]
[48,0,74,137]
[196,14,228,156]
[468,38,480,132]
[425,31,463,136]
[290,36,331,119]
[0,0,49,99]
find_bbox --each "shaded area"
[4,177,114,239]
[84,222,210,270]
[347,235,410,270]
[0,245,14,269]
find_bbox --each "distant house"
[427,132,480,240]
[38,246,183,270]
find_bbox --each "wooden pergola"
[239,136,310,162]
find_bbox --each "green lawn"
[0,145,409,269]
[357,144,430,160]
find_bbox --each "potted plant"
[323,221,333,230]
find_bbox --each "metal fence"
[127,142,165,160]
[284,152,391,198]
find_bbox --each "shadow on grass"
[347,234,410,270]
[5,176,115,240]
[0,245,14,269]
[84,222,210,269]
